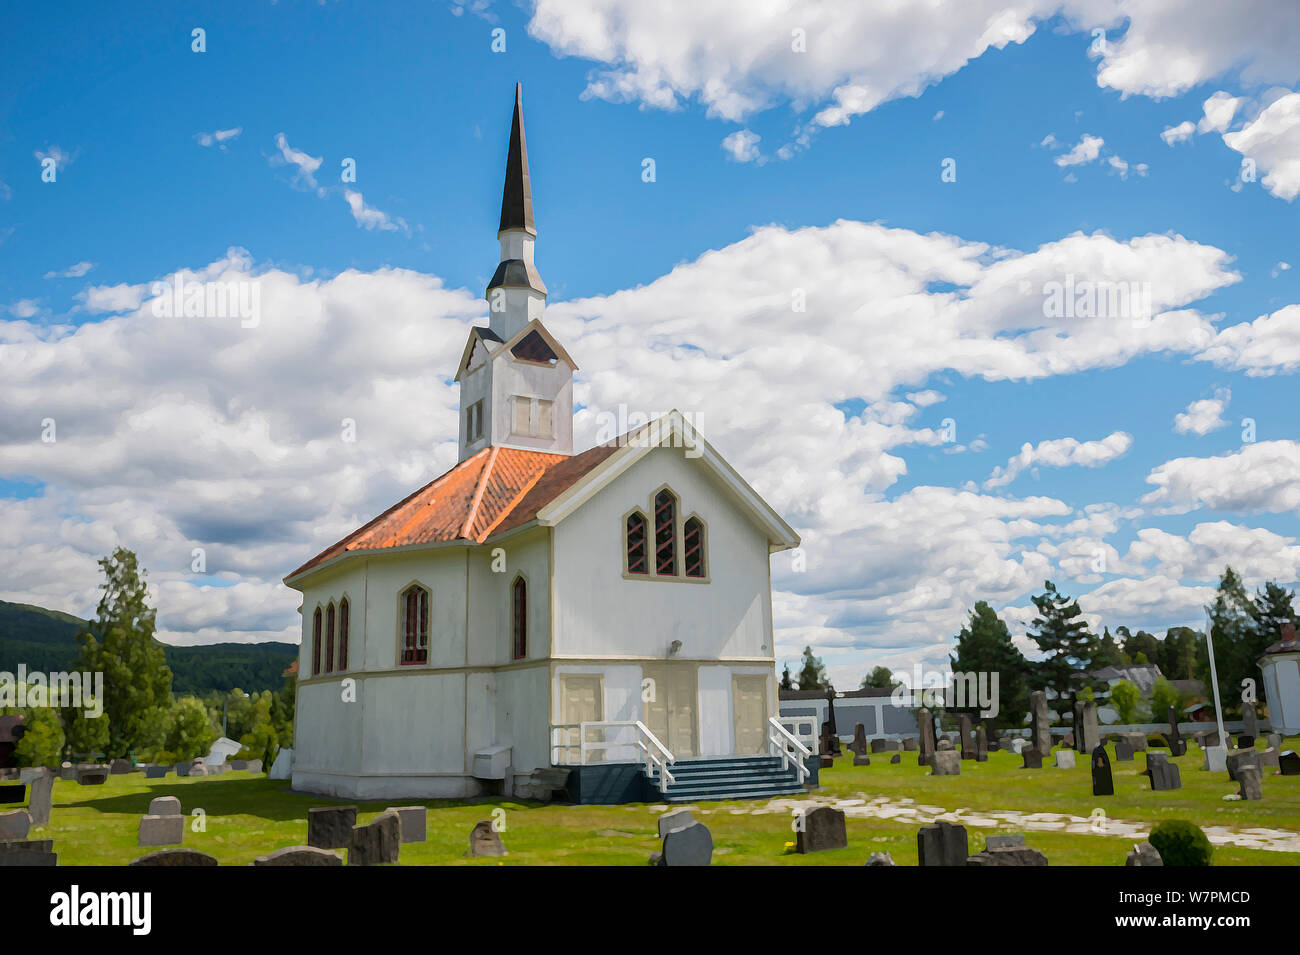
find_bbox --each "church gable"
[511,329,557,364]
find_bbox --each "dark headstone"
[917,821,968,867]
[307,806,358,849]
[144,765,169,779]
[129,849,217,866]
[254,846,342,866]
[109,759,133,774]
[468,820,507,857]
[0,810,32,841]
[28,773,54,827]
[1167,706,1185,757]
[0,838,56,866]
[1021,748,1043,770]
[819,755,834,769]
[1237,735,1255,751]
[386,806,427,843]
[1226,748,1260,782]
[890,753,900,764]
[1279,750,1300,776]
[1143,752,1181,791]
[975,723,988,762]
[1238,765,1263,801]
[849,724,869,760]
[902,737,918,752]
[959,715,975,760]
[917,707,935,767]
[348,811,402,866]
[853,755,871,767]
[1092,744,1114,796]
[967,846,1048,866]
[660,822,713,866]
[1029,691,1052,755]
[1243,701,1258,738]
[818,721,841,758]
[1114,740,1134,762]
[1126,842,1163,866]
[76,767,108,786]
[796,806,848,854]
[870,737,886,754]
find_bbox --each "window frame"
[325,601,336,674]
[466,400,484,444]
[624,508,650,576]
[311,606,322,676]
[652,486,678,577]
[623,489,710,584]
[683,513,709,580]
[511,575,528,660]
[338,596,350,671]
[398,583,431,666]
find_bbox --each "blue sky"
[2,1,1299,686]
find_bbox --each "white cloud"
[1173,389,1230,435]
[1197,304,1300,375]
[270,133,323,192]
[984,431,1133,490]
[34,145,75,172]
[1142,440,1300,516]
[78,283,147,313]
[1221,91,1300,201]
[1198,91,1243,133]
[7,299,42,319]
[44,261,96,280]
[343,189,408,233]
[1055,133,1105,167]
[721,128,762,163]
[195,127,243,149]
[1160,120,1196,145]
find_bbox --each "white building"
[283,86,807,802]
[1259,623,1300,735]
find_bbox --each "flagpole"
[1204,608,1229,768]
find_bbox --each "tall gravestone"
[975,723,988,762]
[917,707,935,768]
[1167,706,1186,757]
[959,715,975,760]
[1030,691,1052,756]
[1091,743,1114,796]
[917,821,968,866]
[1073,699,1099,756]
[28,773,54,827]
[849,724,869,763]
[1242,701,1258,741]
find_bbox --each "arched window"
[654,489,677,576]
[400,585,430,665]
[311,608,322,676]
[338,598,350,671]
[626,511,648,575]
[325,602,336,674]
[684,517,706,578]
[512,577,527,660]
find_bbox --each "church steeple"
[486,83,547,340]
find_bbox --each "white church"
[284,86,808,803]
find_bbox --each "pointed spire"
[498,83,535,237]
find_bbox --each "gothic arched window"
[654,489,677,576]
[400,585,430,665]
[311,607,322,676]
[626,510,648,575]
[325,602,336,674]
[512,577,528,660]
[338,598,350,671]
[684,516,706,578]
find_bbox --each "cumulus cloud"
[78,283,148,314]
[1221,91,1300,201]
[984,431,1134,490]
[1056,133,1106,167]
[1142,440,1300,516]
[721,128,762,163]
[1160,120,1196,145]
[1173,390,1230,435]
[1197,304,1300,375]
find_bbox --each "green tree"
[1161,627,1199,680]
[1201,567,1258,715]
[1252,581,1297,650]
[949,601,1029,730]
[1109,679,1144,724]
[1118,627,1161,668]
[62,704,110,759]
[165,696,217,762]
[1,700,65,766]
[1149,677,1187,723]
[71,548,173,758]
[1027,581,1105,719]
[779,665,795,691]
[1095,627,1124,668]
[796,647,827,691]
[860,666,897,690]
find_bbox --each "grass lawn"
[28,741,1300,865]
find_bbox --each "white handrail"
[550,720,676,793]
[768,716,811,783]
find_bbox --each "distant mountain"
[0,600,297,695]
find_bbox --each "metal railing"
[768,716,811,783]
[550,721,677,793]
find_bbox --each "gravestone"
[1167,706,1186,757]
[386,806,427,843]
[76,766,108,786]
[1259,747,1280,769]
[917,707,935,767]
[1143,752,1181,791]
[1126,842,1163,866]
[1010,738,1027,755]
[468,820,507,857]
[138,814,184,847]
[1238,765,1263,800]
[986,834,1025,849]
[1127,732,1148,753]
[59,764,76,781]
[188,760,208,777]
[0,810,32,841]
[307,806,358,849]
[0,838,56,866]
[869,737,886,755]
[1092,744,1114,796]
[1063,732,1075,749]
[0,784,25,804]
[959,715,975,760]
[109,759,133,774]
[931,750,961,775]
[849,725,870,766]
[129,849,217,866]
[1029,691,1052,756]
[231,759,248,771]
[936,738,954,751]
[1055,749,1076,769]
[1226,748,1260,782]
[1243,701,1258,739]
[967,846,1048,866]
[885,739,902,751]
[864,851,895,866]
[245,759,263,774]
[1114,739,1134,762]
[1237,734,1255,751]
[254,846,341,866]
[174,762,191,777]
[657,808,696,838]
[149,796,181,816]
[1280,751,1300,776]
[659,822,713,866]
[975,723,988,762]
[28,772,54,827]
[1075,700,1100,755]
[796,806,848,854]
[348,811,402,866]
[902,737,918,752]
[1266,732,1282,751]
[1021,748,1043,770]
[998,737,1012,751]
[1197,730,1221,748]
[144,765,169,779]
[818,722,841,758]
[917,820,968,867]
[890,753,900,764]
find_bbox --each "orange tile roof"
[285,444,619,582]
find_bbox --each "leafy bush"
[1149,820,1213,866]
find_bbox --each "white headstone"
[1055,750,1076,769]
[268,747,294,780]
[205,737,242,767]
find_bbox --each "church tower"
[455,84,576,462]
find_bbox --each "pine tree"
[1161,627,1199,680]
[1252,581,1297,650]
[779,665,794,691]
[70,548,173,758]
[1201,567,1255,716]
[1027,581,1104,719]
[796,646,827,691]
[949,601,1029,729]
[1095,627,1124,668]
[859,666,896,690]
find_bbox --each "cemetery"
[4,727,1300,866]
